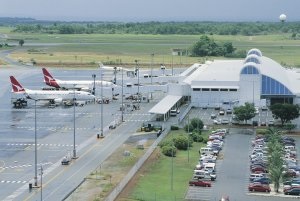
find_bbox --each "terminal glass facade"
[261,75,292,95]
[241,65,259,75]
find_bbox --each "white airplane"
[99,62,129,72]
[42,68,116,91]
[10,76,95,104]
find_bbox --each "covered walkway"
[149,95,183,121]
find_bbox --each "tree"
[190,118,203,133]
[267,129,284,193]
[184,117,203,133]
[223,42,236,55]
[19,39,24,46]
[270,103,300,126]
[233,102,255,124]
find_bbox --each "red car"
[248,183,271,192]
[251,166,268,173]
[189,180,211,187]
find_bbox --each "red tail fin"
[42,68,60,88]
[10,76,25,93]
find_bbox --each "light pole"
[252,78,254,106]
[135,59,140,109]
[72,87,77,159]
[150,53,154,99]
[151,53,154,85]
[112,67,117,100]
[40,165,43,201]
[113,67,117,84]
[171,131,174,191]
[187,115,190,163]
[100,65,104,138]
[121,66,124,122]
[92,74,96,96]
[34,99,38,187]
[171,54,174,76]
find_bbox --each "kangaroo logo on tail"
[42,68,60,88]
[10,76,26,93]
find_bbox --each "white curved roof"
[241,62,261,74]
[247,48,262,57]
[244,54,261,64]
[259,56,294,93]
[183,60,243,85]
[181,49,300,95]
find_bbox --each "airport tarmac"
[0,65,168,201]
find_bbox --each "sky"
[0,0,299,22]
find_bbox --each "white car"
[221,118,229,124]
[213,119,221,125]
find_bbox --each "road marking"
[15,126,97,131]
[0,180,28,184]
[0,162,52,170]
[124,119,150,122]
[6,143,78,147]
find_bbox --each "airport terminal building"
[149,48,300,120]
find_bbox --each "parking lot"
[186,106,277,128]
[185,127,300,201]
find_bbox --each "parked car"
[250,164,267,170]
[260,121,266,126]
[248,183,271,192]
[221,118,229,124]
[282,136,295,142]
[284,187,300,195]
[249,173,266,181]
[267,119,274,126]
[213,119,221,125]
[189,179,211,187]
[283,169,298,178]
[210,113,217,119]
[252,177,271,184]
[219,110,225,115]
[226,109,232,114]
[251,166,268,173]
[284,179,300,186]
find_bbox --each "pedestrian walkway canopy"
[149,95,182,121]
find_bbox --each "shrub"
[283,123,296,131]
[191,133,203,142]
[161,145,176,157]
[202,137,208,144]
[184,124,194,132]
[158,139,173,148]
[256,129,269,135]
[170,125,179,130]
[173,135,189,150]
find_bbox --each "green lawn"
[124,129,209,201]
[2,26,300,67]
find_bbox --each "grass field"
[119,129,209,201]
[2,27,300,67]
